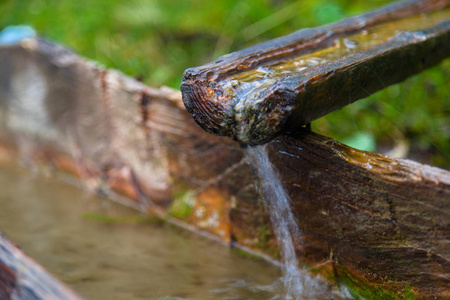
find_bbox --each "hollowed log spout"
[181,0,450,144]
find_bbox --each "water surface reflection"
[0,164,285,300]
[0,163,352,299]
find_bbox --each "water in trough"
[0,161,352,300]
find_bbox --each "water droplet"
[343,38,357,49]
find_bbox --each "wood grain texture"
[265,131,450,298]
[181,0,450,144]
[0,38,449,298]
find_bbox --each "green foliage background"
[1,0,449,168]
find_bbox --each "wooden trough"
[0,0,449,298]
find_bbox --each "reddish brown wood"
[0,261,16,300]
[0,233,84,300]
[267,131,450,298]
[0,38,449,298]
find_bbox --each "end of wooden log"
[180,69,236,139]
[181,69,298,144]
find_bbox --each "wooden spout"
[181,0,450,144]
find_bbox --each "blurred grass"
[1,0,448,168]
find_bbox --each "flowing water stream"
[245,145,345,300]
[244,145,304,298]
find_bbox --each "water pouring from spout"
[244,144,317,299]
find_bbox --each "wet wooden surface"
[267,131,450,298]
[181,0,450,144]
[0,38,449,298]
[0,232,84,300]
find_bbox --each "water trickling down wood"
[245,144,321,299]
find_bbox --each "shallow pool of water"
[0,164,289,299]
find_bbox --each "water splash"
[245,144,306,299]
